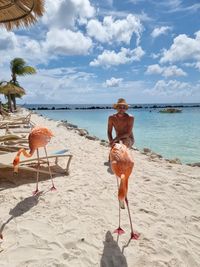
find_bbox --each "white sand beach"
[0,111,200,267]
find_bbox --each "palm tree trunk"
[11,94,17,110]
[11,73,17,111]
[7,94,13,112]
[12,73,17,83]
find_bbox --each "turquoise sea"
[25,104,200,164]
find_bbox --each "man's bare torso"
[111,113,133,136]
[108,113,134,148]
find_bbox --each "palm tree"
[0,82,25,112]
[10,58,36,110]
[0,81,12,112]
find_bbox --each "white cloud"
[0,29,17,50]
[146,64,187,77]
[183,62,196,68]
[152,0,181,12]
[163,65,186,77]
[43,28,92,55]
[0,27,93,66]
[195,62,200,71]
[151,26,171,38]
[129,0,144,4]
[14,67,96,104]
[105,77,123,87]
[185,61,200,71]
[167,2,200,13]
[87,14,143,45]
[90,46,145,67]
[184,3,200,13]
[149,79,199,97]
[42,0,95,29]
[160,31,200,63]
[146,64,163,75]
[0,29,44,65]
[151,0,200,17]
[164,0,182,9]
[151,52,162,59]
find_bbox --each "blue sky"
[0,0,200,104]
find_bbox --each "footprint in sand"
[139,208,158,217]
[179,249,199,267]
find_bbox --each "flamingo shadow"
[100,231,128,267]
[0,192,42,238]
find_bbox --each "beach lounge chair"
[5,126,32,135]
[0,104,10,119]
[0,134,27,142]
[0,111,10,120]
[0,143,29,152]
[1,111,31,121]
[0,112,34,128]
[0,134,28,150]
[0,147,73,175]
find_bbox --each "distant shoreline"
[26,104,200,111]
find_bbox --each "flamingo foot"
[131,232,140,240]
[50,186,57,191]
[32,189,39,196]
[114,227,125,235]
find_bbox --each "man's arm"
[107,116,114,144]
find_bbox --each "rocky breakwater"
[57,120,109,147]
[142,148,200,167]
[142,147,182,165]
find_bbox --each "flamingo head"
[13,156,20,173]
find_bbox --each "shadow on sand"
[0,164,65,191]
[0,192,42,238]
[104,161,113,174]
[100,231,128,267]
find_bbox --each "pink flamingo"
[109,143,139,240]
[13,126,56,195]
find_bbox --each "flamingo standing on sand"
[109,143,139,240]
[13,126,56,195]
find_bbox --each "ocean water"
[26,105,200,164]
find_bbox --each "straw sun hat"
[113,98,129,110]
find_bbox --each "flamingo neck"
[13,148,35,173]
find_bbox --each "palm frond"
[21,66,37,75]
[10,58,25,71]
[10,58,36,76]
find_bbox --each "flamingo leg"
[125,197,139,240]
[33,149,40,195]
[114,176,125,235]
[44,146,56,191]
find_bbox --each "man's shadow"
[104,161,113,174]
[100,231,128,267]
[0,192,42,238]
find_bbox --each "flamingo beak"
[13,165,19,174]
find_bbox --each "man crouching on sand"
[107,98,134,148]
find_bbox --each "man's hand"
[109,140,114,146]
[109,138,119,146]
